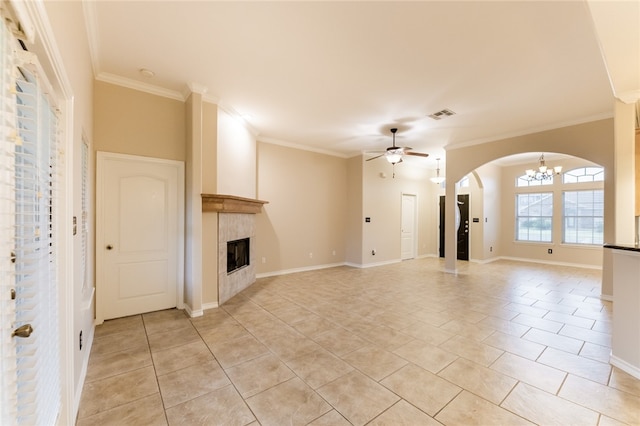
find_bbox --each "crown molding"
[216,102,260,138]
[81,0,100,78]
[96,72,185,101]
[445,112,614,151]
[202,93,221,105]
[617,90,640,104]
[185,82,207,96]
[259,137,348,159]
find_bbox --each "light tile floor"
[77,258,640,425]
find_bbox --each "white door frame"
[96,152,185,324]
[401,193,418,260]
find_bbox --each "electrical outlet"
[309,252,313,259]
[372,249,376,256]
[490,246,493,252]
[332,250,336,256]
[548,248,553,254]
[79,330,83,351]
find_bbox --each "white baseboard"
[344,259,402,269]
[470,257,501,264]
[183,303,203,318]
[256,262,346,278]
[499,256,602,270]
[417,253,438,259]
[610,354,640,380]
[255,255,600,280]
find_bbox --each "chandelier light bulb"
[526,154,561,181]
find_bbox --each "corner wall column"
[184,83,207,317]
[602,99,637,299]
[444,158,458,274]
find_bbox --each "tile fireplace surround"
[202,194,268,304]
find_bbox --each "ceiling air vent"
[428,108,456,120]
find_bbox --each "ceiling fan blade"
[366,153,385,161]
[405,151,429,158]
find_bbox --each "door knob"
[106,245,113,250]
[12,324,33,338]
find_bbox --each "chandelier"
[525,154,562,181]
[430,158,445,184]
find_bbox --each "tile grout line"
[140,313,171,426]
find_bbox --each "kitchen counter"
[606,246,640,379]
[604,243,640,252]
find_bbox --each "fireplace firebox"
[227,237,250,274]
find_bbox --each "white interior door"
[97,152,184,322]
[401,194,417,260]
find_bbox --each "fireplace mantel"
[202,194,268,214]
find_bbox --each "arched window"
[563,167,604,183]
[516,174,554,187]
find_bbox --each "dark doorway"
[439,194,470,260]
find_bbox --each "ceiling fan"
[366,128,429,165]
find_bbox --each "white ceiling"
[84,1,637,166]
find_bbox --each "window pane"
[562,190,603,245]
[563,167,604,184]
[516,193,553,242]
[516,175,554,187]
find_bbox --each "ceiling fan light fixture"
[365,127,428,170]
[386,152,402,164]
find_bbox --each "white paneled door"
[96,152,184,322]
[401,194,417,260]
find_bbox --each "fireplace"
[202,194,268,305]
[217,212,256,304]
[227,237,250,274]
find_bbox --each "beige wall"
[476,163,502,260]
[201,212,219,306]
[202,102,218,193]
[362,158,436,265]
[255,142,347,274]
[94,81,186,161]
[216,108,257,198]
[345,156,364,265]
